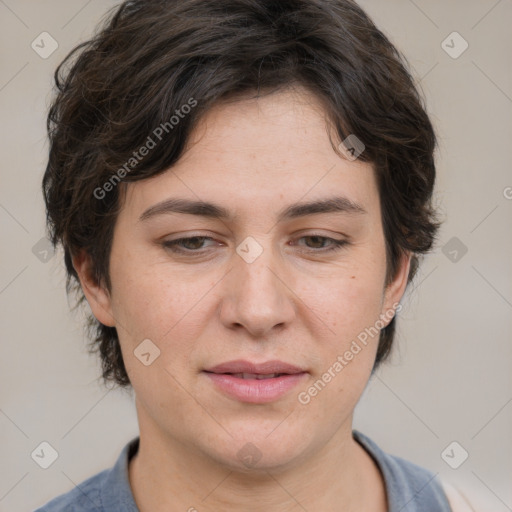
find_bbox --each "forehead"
[120,87,380,223]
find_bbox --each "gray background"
[1,1,511,510]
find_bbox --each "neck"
[129,405,386,512]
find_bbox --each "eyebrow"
[139,196,366,223]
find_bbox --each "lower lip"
[203,372,307,403]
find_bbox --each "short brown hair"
[43,0,440,387]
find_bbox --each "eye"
[162,236,217,253]
[294,235,348,253]
[161,234,348,256]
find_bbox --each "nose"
[219,241,296,338]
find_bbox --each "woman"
[36,1,476,510]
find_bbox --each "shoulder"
[33,469,108,511]
[439,479,507,512]
[33,437,140,512]
[439,481,476,512]
[353,430,452,512]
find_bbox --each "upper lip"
[204,359,306,375]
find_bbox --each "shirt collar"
[99,431,403,511]
[100,436,140,511]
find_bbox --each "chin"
[204,424,312,473]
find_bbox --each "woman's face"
[79,87,409,472]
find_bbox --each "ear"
[72,250,116,327]
[381,251,412,325]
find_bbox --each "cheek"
[293,274,384,431]
[108,250,219,375]
[297,256,387,341]
[315,278,384,384]
[294,255,387,399]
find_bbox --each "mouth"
[218,372,288,379]
[202,360,308,403]
[204,359,306,375]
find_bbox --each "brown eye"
[295,235,348,253]
[163,236,215,253]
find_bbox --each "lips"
[229,373,283,379]
[203,359,308,403]
[204,359,305,375]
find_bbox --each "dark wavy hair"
[43,0,440,387]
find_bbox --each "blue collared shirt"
[34,430,452,511]
[34,438,140,512]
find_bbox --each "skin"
[74,86,410,511]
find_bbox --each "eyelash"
[162,235,348,255]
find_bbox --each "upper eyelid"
[162,227,350,240]
[162,234,348,249]
[163,233,346,242]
